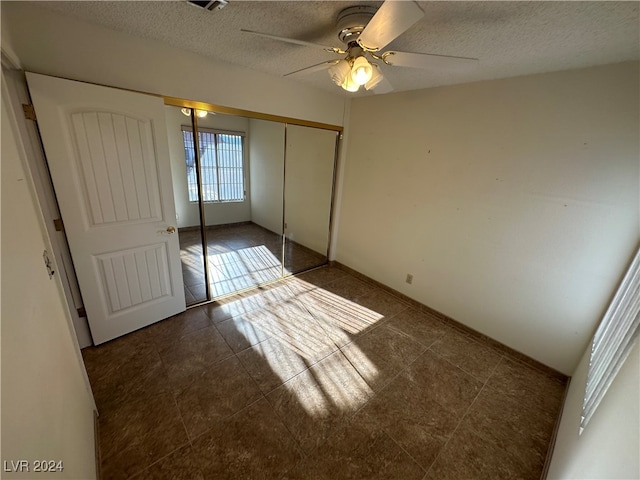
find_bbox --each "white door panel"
[27,73,185,344]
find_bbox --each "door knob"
[166,226,176,234]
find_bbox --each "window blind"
[581,245,640,434]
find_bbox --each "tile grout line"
[155,331,236,397]
[150,307,214,352]
[225,318,311,464]
[184,393,285,478]
[204,314,299,457]
[188,393,267,448]
[347,328,450,420]
[251,378,310,468]
[127,442,191,479]
[422,352,506,477]
[145,333,203,479]
[345,335,451,475]
[381,430,428,476]
[426,334,504,385]
[372,339,437,467]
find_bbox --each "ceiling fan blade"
[240,29,345,54]
[284,60,340,77]
[382,51,479,71]
[371,76,394,94]
[357,1,424,51]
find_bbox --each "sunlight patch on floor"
[180,244,205,274]
[233,279,384,416]
[312,352,375,413]
[243,304,335,359]
[208,245,282,297]
[290,352,375,417]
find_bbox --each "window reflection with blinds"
[182,126,245,203]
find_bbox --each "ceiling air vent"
[187,0,228,11]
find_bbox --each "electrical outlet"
[405,273,413,284]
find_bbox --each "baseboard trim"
[178,220,253,233]
[541,376,572,479]
[94,410,101,480]
[330,261,568,382]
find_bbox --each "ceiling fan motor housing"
[337,6,376,45]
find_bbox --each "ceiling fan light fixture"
[364,63,383,90]
[341,74,360,92]
[181,108,209,118]
[351,56,373,85]
[328,59,351,86]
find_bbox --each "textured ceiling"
[33,1,640,97]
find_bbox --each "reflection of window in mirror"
[181,126,245,204]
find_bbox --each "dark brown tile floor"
[179,222,327,304]
[82,266,566,480]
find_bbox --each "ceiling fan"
[241,1,478,94]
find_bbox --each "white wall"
[1,1,345,127]
[547,341,639,479]
[166,106,251,228]
[336,62,640,374]
[285,125,337,254]
[249,118,284,235]
[1,73,97,479]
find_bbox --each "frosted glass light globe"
[341,75,360,92]
[351,56,373,85]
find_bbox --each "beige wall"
[547,341,639,479]
[248,119,285,235]
[165,106,251,228]
[336,62,640,374]
[1,72,97,479]
[1,1,346,127]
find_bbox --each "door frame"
[2,57,93,348]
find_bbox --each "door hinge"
[77,307,87,318]
[53,218,64,232]
[22,104,37,121]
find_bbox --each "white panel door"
[27,73,185,344]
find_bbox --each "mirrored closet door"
[204,115,285,297]
[168,104,339,305]
[284,124,338,275]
